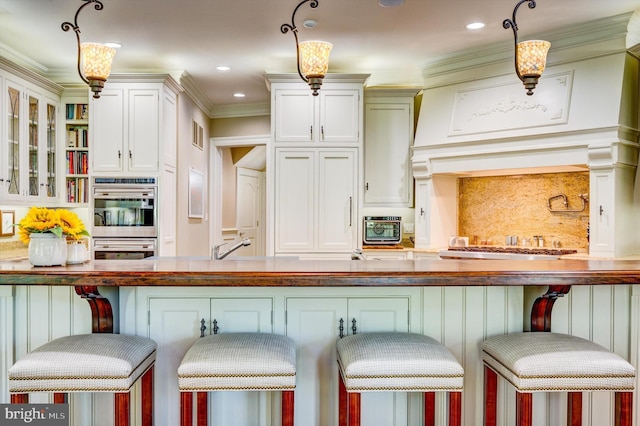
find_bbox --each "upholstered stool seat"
[9,333,157,426]
[336,332,464,426]
[178,332,296,426]
[482,332,636,426]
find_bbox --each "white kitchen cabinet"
[148,296,273,426]
[1,67,61,203]
[273,88,361,144]
[285,296,410,426]
[90,77,178,175]
[275,148,357,254]
[364,91,417,206]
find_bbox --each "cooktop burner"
[448,246,577,256]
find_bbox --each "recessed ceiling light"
[216,66,231,71]
[104,42,122,48]
[466,22,485,30]
[233,93,245,98]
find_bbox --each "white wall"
[176,94,210,256]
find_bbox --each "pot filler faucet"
[212,238,251,260]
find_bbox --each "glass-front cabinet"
[2,74,59,203]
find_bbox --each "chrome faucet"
[212,238,251,260]
[351,249,366,260]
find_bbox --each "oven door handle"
[94,243,156,251]
[93,191,156,199]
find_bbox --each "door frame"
[209,135,270,255]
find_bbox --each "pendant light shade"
[81,42,116,90]
[298,41,332,77]
[503,0,550,95]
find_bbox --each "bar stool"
[8,333,157,426]
[178,332,297,426]
[482,332,636,426]
[336,332,464,426]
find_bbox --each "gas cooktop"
[448,246,578,256]
[439,246,577,260]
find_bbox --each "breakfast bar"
[1,258,639,426]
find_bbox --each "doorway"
[210,136,269,256]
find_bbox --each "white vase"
[28,233,68,266]
[66,240,88,264]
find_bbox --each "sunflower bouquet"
[16,207,90,244]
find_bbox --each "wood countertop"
[1,258,640,287]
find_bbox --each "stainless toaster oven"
[363,216,402,245]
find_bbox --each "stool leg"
[339,372,348,426]
[196,392,208,426]
[114,392,130,426]
[615,391,633,426]
[180,392,193,426]
[11,394,28,403]
[484,365,497,426]
[424,392,435,426]
[449,391,462,426]
[567,392,582,426]
[515,392,532,426]
[53,393,67,404]
[348,392,361,426]
[282,390,295,426]
[141,366,154,426]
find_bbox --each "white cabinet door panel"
[128,89,158,172]
[320,90,360,143]
[149,298,209,425]
[317,150,357,251]
[286,298,347,426]
[274,90,314,142]
[275,150,315,251]
[91,89,125,172]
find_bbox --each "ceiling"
[1,0,639,115]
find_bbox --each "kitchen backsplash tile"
[458,172,589,249]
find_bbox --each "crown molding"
[0,56,64,96]
[180,71,214,115]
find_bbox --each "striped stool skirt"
[178,332,297,426]
[8,334,157,426]
[482,332,636,426]
[336,332,464,426]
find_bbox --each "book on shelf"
[65,103,88,121]
[67,127,88,148]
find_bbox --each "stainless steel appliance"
[93,238,157,260]
[438,246,577,260]
[92,177,157,238]
[363,216,402,245]
[92,177,158,259]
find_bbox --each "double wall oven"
[92,177,158,259]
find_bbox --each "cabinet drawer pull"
[349,196,353,227]
[310,125,313,141]
[339,318,344,338]
[351,318,357,335]
[118,150,121,159]
[199,318,207,337]
[321,125,324,140]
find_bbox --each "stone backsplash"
[458,172,590,249]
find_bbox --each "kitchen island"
[1,258,638,426]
